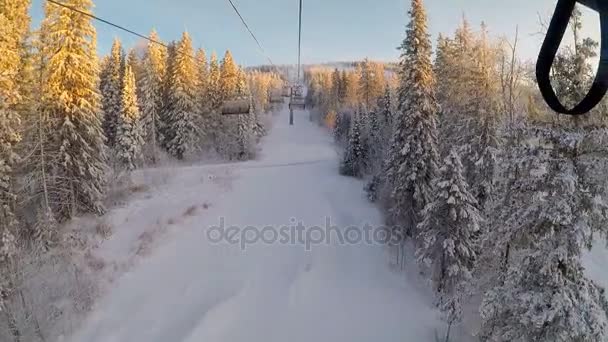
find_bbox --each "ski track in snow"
[70,106,441,342]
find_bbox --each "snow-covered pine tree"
[127,48,142,81]
[206,52,223,153]
[359,58,384,110]
[480,131,608,342]
[365,85,394,202]
[434,33,449,115]
[194,48,210,148]
[165,32,198,160]
[333,111,350,146]
[8,0,34,120]
[40,0,108,219]
[116,64,143,170]
[340,70,349,104]
[208,52,223,111]
[127,48,144,109]
[340,112,366,178]
[463,22,501,207]
[236,68,262,138]
[435,21,501,207]
[436,17,477,151]
[344,69,360,110]
[101,38,124,148]
[0,0,30,260]
[319,73,334,117]
[216,50,241,159]
[160,41,177,150]
[21,23,61,248]
[234,68,256,160]
[220,50,239,101]
[385,0,440,236]
[417,148,481,326]
[139,29,166,164]
[377,85,393,140]
[331,68,342,109]
[366,109,382,174]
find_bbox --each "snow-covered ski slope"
[71,106,440,342]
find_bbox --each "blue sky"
[30,0,600,66]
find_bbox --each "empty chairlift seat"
[269,89,284,104]
[289,95,306,110]
[222,98,251,115]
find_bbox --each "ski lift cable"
[45,0,276,68]
[46,0,172,51]
[224,0,276,68]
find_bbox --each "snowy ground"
[68,106,442,342]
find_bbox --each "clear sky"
[29,0,600,66]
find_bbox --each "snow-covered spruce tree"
[206,52,223,153]
[101,38,124,148]
[234,68,256,160]
[127,48,142,82]
[435,18,477,152]
[333,111,350,147]
[417,148,481,327]
[344,68,360,110]
[365,85,394,203]
[159,41,177,150]
[194,48,211,148]
[377,85,393,141]
[359,58,385,110]
[340,112,366,178]
[139,29,166,164]
[20,21,62,247]
[40,0,108,219]
[331,68,343,109]
[385,0,440,236]
[479,129,608,342]
[358,104,371,153]
[236,106,255,161]
[208,53,223,111]
[220,50,239,101]
[464,23,501,207]
[237,68,264,140]
[116,64,144,170]
[340,70,349,104]
[165,32,198,160]
[0,0,30,265]
[216,50,240,159]
[366,109,383,174]
[436,21,502,208]
[434,33,451,117]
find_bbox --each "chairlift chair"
[289,95,306,111]
[221,97,252,115]
[269,89,284,104]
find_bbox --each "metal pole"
[297,0,303,83]
[289,0,302,127]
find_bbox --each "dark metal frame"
[536,0,607,115]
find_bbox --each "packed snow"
[69,106,441,342]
